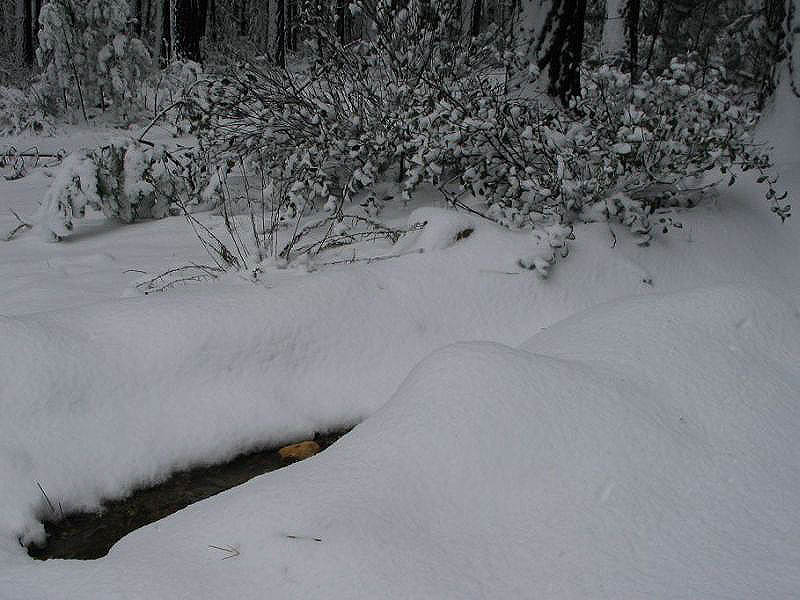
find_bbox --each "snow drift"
[2,285,798,599]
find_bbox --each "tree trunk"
[788,0,800,98]
[287,0,298,52]
[206,0,216,44]
[154,0,165,66]
[16,0,33,67]
[600,0,624,59]
[525,0,587,105]
[33,0,41,56]
[131,0,143,35]
[625,0,640,81]
[470,0,483,37]
[643,0,663,73]
[517,0,550,58]
[174,0,207,62]
[336,0,348,42]
[239,0,249,36]
[269,0,286,67]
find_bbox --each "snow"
[0,89,799,597]
[2,286,799,598]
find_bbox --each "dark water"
[26,429,349,560]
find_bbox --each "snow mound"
[395,206,477,252]
[0,222,548,551]
[6,285,798,599]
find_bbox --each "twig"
[4,209,32,241]
[137,99,184,144]
[135,264,223,294]
[318,248,424,266]
[285,534,323,542]
[479,269,521,275]
[208,544,240,559]
[36,481,58,517]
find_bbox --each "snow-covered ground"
[0,94,798,598]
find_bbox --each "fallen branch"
[317,248,424,267]
[208,544,240,559]
[4,209,32,241]
[285,534,323,542]
[135,264,224,295]
[1,146,67,180]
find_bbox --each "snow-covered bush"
[175,2,786,270]
[394,57,789,243]
[570,59,790,230]
[39,139,185,240]
[179,1,512,240]
[36,0,151,121]
[0,85,54,135]
[143,59,204,125]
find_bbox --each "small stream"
[26,429,350,560]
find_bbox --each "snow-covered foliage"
[36,0,151,120]
[0,85,54,136]
[182,10,787,257]
[39,139,183,240]
[146,59,204,123]
[182,0,493,214]
[34,1,788,268]
[571,58,790,233]
[633,0,787,105]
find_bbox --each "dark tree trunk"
[161,0,172,66]
[625,0,640,81]
[133,0,143,35]
[470,0,482,37]
[22,0,33,66]
[537,0,587,105]
[174,0,208,62]
[239,0,248,36]
[287,0,298,52]
[207,0,216,43]
[643,0,663,73]
[336,0,348,42]
[33,0,41,50]
[275,0,286,67]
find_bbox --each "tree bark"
[153,0,165,66]
[517,0,550,58]
[174,0,207,62]
[132,0,143,35]
[600,0,624,59]
[336,0,348,42]
[625,0,639,81]
[16,0,33,67]
[33,0,41,56]
[643,0,663,73]
[532,0,587,105]
[269,0,286,67]
[470,0,483,37]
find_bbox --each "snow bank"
[0,213,569,551]
[3,285,798,599]
[1,116,800,598]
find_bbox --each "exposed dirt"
[26,428,350,560]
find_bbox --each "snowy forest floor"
[0,89,799,598]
